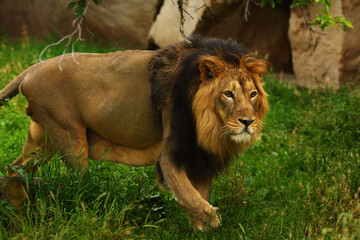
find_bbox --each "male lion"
[0,35,268,230]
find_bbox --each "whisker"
[220,131,228,139]
[220,126,230,139]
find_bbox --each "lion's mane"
[149,35,268,183]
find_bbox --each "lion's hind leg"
[45,123,89,173]
[23,99,90,174]
[8,120,53,176]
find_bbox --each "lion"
[0,35,268,230]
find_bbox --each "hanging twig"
[244,0,251,21]
[244,0,260,21]
[299,5,326,36]
[196,0,215,19]
[39,0,92,71]
[299,5,326,53]
[176,0,213,43]
[177,0,188,41]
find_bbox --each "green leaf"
[324,1,331,11]
[316,0,331,11]
[259,0,278,8]
[67,1,77,10]
[78,0,86,8]
[75,6,84,18]
[270,0,276,8]
[290,2,302,8]
[342,19,354,30]
[259,0,268,7]
[290,0,311,8]
[334,16,354,31]
[93,0,99,5]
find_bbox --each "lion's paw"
[189,204,221,231]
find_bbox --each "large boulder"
[147,0,208,49]
[84,0,159,47]
[0,176,27,209]
[1,0,359,86]
[195,1,292,72]
[339,0,360,85]
[288,1,360,88]
[147,0,292,72]
[0,0,74,39]
[0,0,159,47]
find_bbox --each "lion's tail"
[0,71,26,107]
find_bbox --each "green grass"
[1,37,360,239]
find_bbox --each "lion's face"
[215,70,260,144]
[193,55,268,158]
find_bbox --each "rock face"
[148,1,292,71]
[147,0,208,49]
[195,1,292,72]
[0,176,27,209]
[339,0,360,85]
[288,1,360,88]
[1,0,359,86]
[0,0,74,39]
[0,0,159,47]
[85,0,159,47]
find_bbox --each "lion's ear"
[243,58,268,81]
[199,56,226,82]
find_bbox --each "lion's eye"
[250,91,257,98]
[224,91,234,98]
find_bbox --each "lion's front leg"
[191,177,212,202]
[159,153,220,230]
[160,110,220,230]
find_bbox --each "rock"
[289,4,342,88]
[0,176,27,209]
[147,0,208,49]
[339,0,360,85]
[0,0,159,47]
[0,0,74,40]
[148,0,292,72]
[288,1,360,88]
[195,1,292,72]
[0,176,45,212]
[84,0,159,47]
[1,0,359,86]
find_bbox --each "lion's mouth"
[235,126,254,135]
[228,127,254,143]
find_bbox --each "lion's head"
[194,54,268,159]
[149,35,268,181]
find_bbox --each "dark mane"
[148,35,248,182]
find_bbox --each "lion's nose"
[239,119,255,127]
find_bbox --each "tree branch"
[299,5,326,36]
[299,5,326,53]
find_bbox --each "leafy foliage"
[260,0,353,31]
[312,10,353,31]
